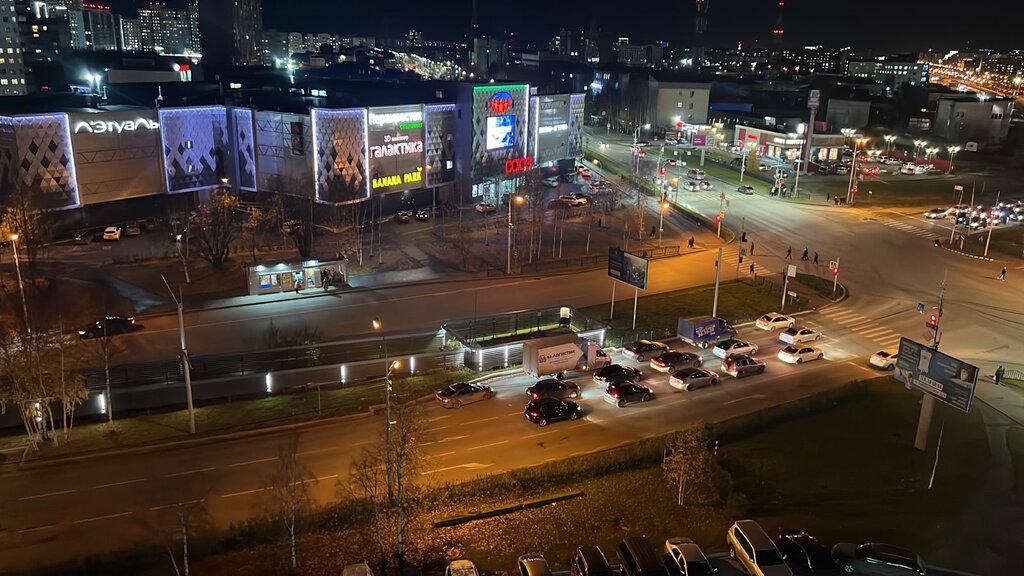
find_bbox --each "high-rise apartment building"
[199,0,263,67]
[0,0,28,94]
[120,17,140,52]
[68,3,121,51]
[138,2,200,55]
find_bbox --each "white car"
[686,169,706,180]
[474,202,497,214]
[923,208,947,219]
[755,312,794,331]
[559,194,587,207]
[777,345,823,365]
[712,338,759,359]
[102,226,122,241]
[682,180,700,191]
[869,350,898,370]
[900,163,919,175]
[699,180,713,190]
[778,326,822,345]
[946,204,970,215]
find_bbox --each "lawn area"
[579,279,811,347]
[0,368,482,459]
[980,226,1024,262]
[795,271,841,299]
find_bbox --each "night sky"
[108,0,1016,52]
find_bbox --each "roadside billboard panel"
[608,247,649,290]
[895,337,978,413]
[367,105,425,194]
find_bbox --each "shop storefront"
[246,258,347,296]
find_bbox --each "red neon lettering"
[504,156,534,174]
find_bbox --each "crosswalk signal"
[659,165,666,175]
[926,314,939,330]
[831,266,839,276]
[741,232,747,242]
[713,214,721,223]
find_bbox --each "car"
[727,520,793,576]
[861,166,879,176]
[834,166,849,175]
[636,140,651,147]
[414,209,430,221]
[664,138,678,145]
[527,378,581,400]
[396,211,411,223]
[664,537,715,576]
[900,163,918,175]
[572,546,614,576]
[730,157,744,167]
[737,185,755,195]
[682,180,700,192]
[594,364,643,385]
[518,554,553,576]
[946,204,969,215]
[623,339,670,361]
[603,381,654,407]
[721,354,766,378]
[435,382,495,408]
[73,230,91,245]
[775,529,838,574]
[650,351,703,372]
[869,350,898,370]
[474,202,497,214]
[77,316,138,339]
[777,345,823,365]
[699,180,714,190]
[560,194,588,207]
[969,216,987,229]
[617,536,667,576]
[756,313,795,331]
[831,543,925,576]
[686,169,706,180]
[923,208,947,219]
[778,327,821,345]
[713,338,759,359]
[447,560,480,576]
[758,163,771,171]
[579,167,593,178]
[524,398,582,427]
[775,169,790,179]
[102,226,122,241]
[669,368,720,391]
[123,220,142,236]
[543,177,560,188]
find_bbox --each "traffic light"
[713,214,721,223]
[831,266,839,276]
[659,165,666,175]
[741,232,747,242]
[926,314,939,330]
[739,256,744,264]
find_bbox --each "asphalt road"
[0,320,886,572]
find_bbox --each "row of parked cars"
[924,200,1024,228]
[429,520,927,576]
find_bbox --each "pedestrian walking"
[995,365,1005,385]
[750,242,754,255]
[597,217,602,228]
[826,194,830,203]
[813,252,819,265]
[749,262,755,275]
[801,246,809,261]
[999,267,1006,281]
[688,236,695,249]
[294,279,302,293]
[786,247,792,260]
[651,225,657,237]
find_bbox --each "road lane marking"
[149,499,204,511]
[17,489,77,501]
[93,478,148,489]
[17,524,55,534]
[420,462,492,475]
[427,414,453,422]
[229,457,278,467]
[520,422,589,439]
[467,440,508,451]
[163,467,215,478]
[432,451,456,457]
[462,416,499,425]
[221,487,268,498]
[421,434,470,446]
[73,511,132,524]
[723,394,766,405]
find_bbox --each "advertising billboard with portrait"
[367,105,425,194]
[895,337,978,413]
[608,247,649,291]
[486,115,515,150]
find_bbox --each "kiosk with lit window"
[245,258,347,295]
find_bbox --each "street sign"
[808,89,821,109]
[740,248,747,256]
[786,264,797,277]
[895,338,978,413]
[608,247,649,291]
[953,185,964,191]
[917,302,926,313]
[829,260,838,269]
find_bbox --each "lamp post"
[846,137,868,204]
[9,233,30,333]
[372,317,394,503]
[506,194,524,274]
[946,145,961,174]
[913,140,927,163]
[883,135,896,154]
[658,200,668,247]
[161,274,196,434]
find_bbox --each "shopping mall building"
[0,84,585,227]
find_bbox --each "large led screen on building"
[485,115,515,150]
[367,105,425,194]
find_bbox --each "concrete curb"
[939,243,996,262]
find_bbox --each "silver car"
[669,368,719,391]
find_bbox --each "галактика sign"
[367,105,425,193]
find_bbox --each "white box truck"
[522,334,611,379]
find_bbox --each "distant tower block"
[773,0,784,46]
[694,0,710,60]
[471,0,479,38]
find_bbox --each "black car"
[603,382,654,407]
[593,364,643,385]
[650,351,702,372]
[414,209,430,221]
[524,397,582,427]
[77,316,139,339]
[527,378,581,400]
[831,543,924,576]
[396,211,411,223]
[776,529,839,574]
[623,340,670,361]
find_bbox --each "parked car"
[594,364,643,385]
[102,226,122,241]
[73,230,91,245]
[617,536,667,576]
[579,167,593,178]
[834,165,849,175]
[756,313,795,331]
[524,398,582,427]
[527,378,581,400]
[869,350,898,370]
[603,382,655,407]
[778,327,822,345]
[572,546,614,576]
[396,211,411,223]
[737,185,756,195]
[923,208,947,219]
[669,368,720,391]
[543,177,560,188]
[775,529,838,574]
[414,209,430,221]
[123,220,142,236]
[518,554,553,576]
[721,354,766,378]
[623,339,670,361]
[664,537,715,576]
[435,382,495,408]
[727,520,793,576]
[474,202,497,214]
[77,316,139,339]
[777,345,823,365]
[687,169,707,180]
[831,543,925,576]
[650,351,703,372]
[713,338,759,359]
[447,560,480,576]
[560,194,589,207]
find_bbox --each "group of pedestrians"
[785,246,818,265]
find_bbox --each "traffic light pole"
[832,257,840,296]
[914,279,946,451]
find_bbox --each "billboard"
[894,338,978,413]
[469,84,530,180]
[71,110,163,204]
[367,105,425,194]
[691,134,707,147]
[533,94,572,164]
[311,107,368,205]
[608,247,649,290]
[486,115,515,150]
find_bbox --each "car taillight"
[610,390,619,398]
[531,393,538,399]
[529,411,538,417]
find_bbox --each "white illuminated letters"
[74,118,160,134]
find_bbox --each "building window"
[677,101,682,108]
[185,140,193,149]
[991,113,1003,120]
[690,90,695,97]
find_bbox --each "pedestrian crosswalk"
[817,305,903,351]
[881,220,943,241]
[719,250,773,276]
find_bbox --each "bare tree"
[389,403,425,567]
[145,480,210,576]
[190,190,241,267]
[662,425,722,506]
[266,436,315,573]
[241,199,281,262]
[347,449,390,575]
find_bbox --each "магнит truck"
[522,334,611,379]
[677,316,737,349]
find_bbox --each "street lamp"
[9,233,29,333]
[161,274,196,434]
[913,140,927,163]
[946,145,961,174]
[372,317,394,502]
[883,135,896,154]
[658,200,669,247]
[846,137,869,204]
[506,194,524,274]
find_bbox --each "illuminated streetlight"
[658,200,669,247]
[506,194,525,274]
[372,317,394,502]
[883,134,896,154]
[946,145,961,174]
[847,137,869,204]
[9,233,29,333]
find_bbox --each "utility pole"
[712,248,722,317]
[984,190,999,257]
[735,217,745,279]
[914,277,945,451]
[717,191,725,238]
[161,275,196,434]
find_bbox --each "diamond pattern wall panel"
[528,96,538,160]
[424,104,455,187]
[255,110,314,198]
[568,93,585,158]
[312,108,368,205]
[233,108,256,191]
[470,84,529,181]
[8,114,79,210]
[0,117,18,203]
[159,106,228,194]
